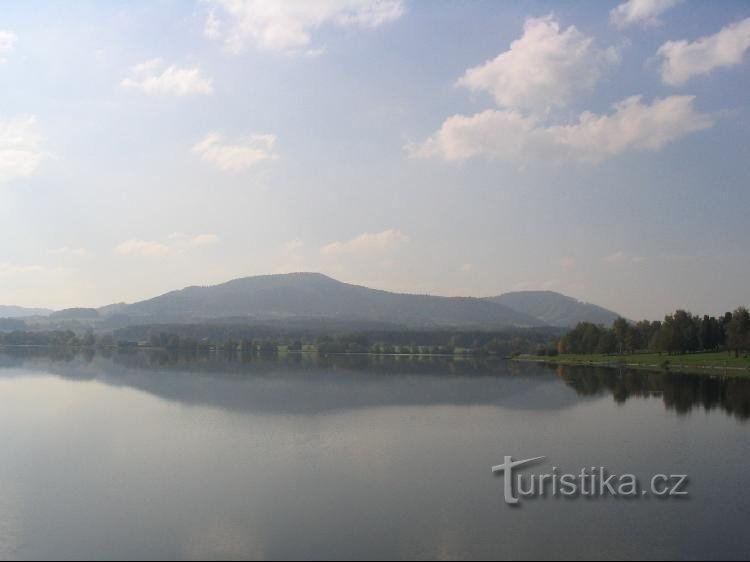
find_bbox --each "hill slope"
[0,305,53,318]
[111,273,543,328]
[487,291,620,328]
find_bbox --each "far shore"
[4,344,750,378]
[514,351,750,377]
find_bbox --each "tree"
[81,330,96,347]
[674,310,700,353]
[653,315,678,354]
[596,330,618,354]
[612,317,629,353]
[699,315,721,351]
[727,307,750,357]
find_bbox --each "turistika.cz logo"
[492,456,689,505]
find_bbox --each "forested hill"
[107,273,543,329]
[487,291,621,328]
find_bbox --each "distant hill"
[0,305,53,318]
[98,303,128,316]
[108,273,543,329]
[487,291,621,328]
[50,308,100,320]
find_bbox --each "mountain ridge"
[106,272,544,329]
[0,305,53,318]
[487,290,621,328]
[3,274,622,329]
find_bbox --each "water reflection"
[0,348,584,415]
[1,348,749,421]
[0,349,749,559]
[554,365,750,421]
[0,346,535,376]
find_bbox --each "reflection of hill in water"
[1,349,748,421]
[0,349,589,415]
[556,365,750,421]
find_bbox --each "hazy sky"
[0,0,748,319]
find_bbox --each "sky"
[0,0,748,320]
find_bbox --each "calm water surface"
[0,350,748,560]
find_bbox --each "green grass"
[514,351,750,376]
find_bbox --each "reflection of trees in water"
[558,366,750,420]
[128,349,541,378]
[0,347,541,378]
[0,348,568,415]
[4,348,747,420]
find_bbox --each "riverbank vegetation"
[517,351,750,375]
[556,308,750,357]
[0,325,562,357]
[516,307,750,375]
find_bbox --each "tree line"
[558,307,750,357]
[0,323,563,357]
[141,327,562,356]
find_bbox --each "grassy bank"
[514,351,750,376]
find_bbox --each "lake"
[0,349,748,560]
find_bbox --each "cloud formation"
[115,233,219,257]
[657,17,750,86]
[407,16,710,167]
[610,0,682,29]
[192,132,278,171]
[321,229,409,256]
[121,59,214,96]
[204,0,404,54]
[0,30,17,62]
[412,95,713,164]
[0,116,44,184]
[457,16,618,115]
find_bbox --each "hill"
[487,291,620,328]
[50,308,101,320]
[107,273,542,329]
[0,305,53,318]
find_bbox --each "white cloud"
[116,233,219,258]
[657,17,750,86]
[204,9,222,38]
[550,95,712,158]
[192,132,278,171]
[321,229,409,256]
[188,233,219,247]
[457,16,618,115]
[411,95,713,164]
[204,0,404,54]
[412,108,537,163]
[121,58,213,96]
[114,239,171,257]
[0,30,17,62]
[610,0,682,29]
[0,116,44,184]
[603,251,645,264]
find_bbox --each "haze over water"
[0,351,748,560]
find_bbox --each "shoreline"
[513,353,750,377]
